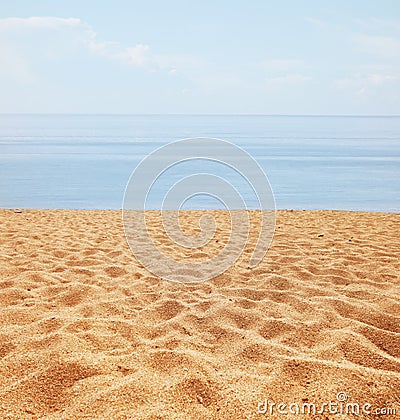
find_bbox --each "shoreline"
[2,208,399,214]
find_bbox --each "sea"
[0,114,399,212]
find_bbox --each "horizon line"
[1,113,400,118]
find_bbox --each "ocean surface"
[0,114,399,212]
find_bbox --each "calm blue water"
[0,114,399,212]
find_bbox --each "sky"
[0,0,399,114]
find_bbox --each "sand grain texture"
[0,209,399,419]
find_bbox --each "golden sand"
[0,209,399,419]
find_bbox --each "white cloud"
[0,16,82,30]
[0,16,210,79]
[353,18,400,32]
[354,34,400,59]
[0,16,158,69]
[367,74,399,85]
[357,86,366,96]
[76,20,151,66]
[262,59,310,91]
[87,38,150,66]
[335,73,400,97]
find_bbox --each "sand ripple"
[0,209,399,418]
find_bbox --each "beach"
[0,209,399,419]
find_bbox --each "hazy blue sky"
[0,1,399,114]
